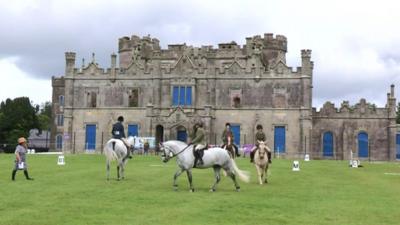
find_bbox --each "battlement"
[118,35,160,52]
[51,76,65,87]
[65,52,76,60]
[263,33,287,52]
[218,41,239,50]
[245,33,287,52]
[167,44,187,51]
[313,99,388,118]
[301,49,312,58]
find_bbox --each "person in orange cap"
[11,137,34,181]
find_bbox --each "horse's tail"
[104,140,118,162]
[231,159,250,183]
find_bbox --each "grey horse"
[160,140,250,192]
[104,136,136,180]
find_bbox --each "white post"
[292,160,300,171]
[58,155,65,165]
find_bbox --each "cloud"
[0,57,51,105]
[0,0,399,107]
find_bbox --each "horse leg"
[120,159,127,180]
[121,162,125,180]
[255,165,262,185]
[173,168,184,191]
[106,159,110,180]
[186,170,195,192]
[264,164,269,184]
[210,166,221,192]
[227,169,240,192]
[117,165,120,181]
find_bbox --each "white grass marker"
[57,155,65,165]
[292,160,300,171]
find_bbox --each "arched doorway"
[358,132,368,157]
[155,125,164,150]
[176,126,187,142]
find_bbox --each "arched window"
[59,95,65,106]
[358,132,368,157]
[56,135,63,150]
[323,132,334,157]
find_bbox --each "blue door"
[358,132,368,157]
[396,133,400,159]
[128,124,139,137]
[85,124,96,150]
[323,132,334,157]
[274,126,286,153]
[177,130,187,142]
[231,125,240,146]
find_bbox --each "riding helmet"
[117,116,124,122]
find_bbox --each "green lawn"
[0,154,399,225]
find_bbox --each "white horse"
[104,136,136,180]
[254,141,270,185]
[160,140,250,192]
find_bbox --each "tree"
[0,97,40,152]
[397,102,400,124]
[37,101,52,131]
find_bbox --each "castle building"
[51,33,399,161]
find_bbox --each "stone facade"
[51,33,397,161]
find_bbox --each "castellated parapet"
[301,49,312,58]
[66,33,309,77]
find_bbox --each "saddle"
[193,144,208,167]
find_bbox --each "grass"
[0,154,400,225]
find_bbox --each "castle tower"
[118,35,161,68]
[65,52,76,76]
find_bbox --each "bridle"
[161,143,192,161]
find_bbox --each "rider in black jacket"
[112,116,132,159]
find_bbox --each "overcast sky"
[1,0,399,108]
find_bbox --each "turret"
[110,53,117,82]
[301,49,313,76]
[387,84,396,117]
[245,33,287,69]
[65,52,76,76]
[118,35,160,68]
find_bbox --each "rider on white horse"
[111,116,132,159]
[189,121,206,167]
[250,124,271,163]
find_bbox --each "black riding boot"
[24,170,34,180]
[193,150,199,167]
[267,152,272,163]
[198,150,204,165]
[250,150,255,163]
[12,169,17,181]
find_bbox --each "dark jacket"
[255,131,266,142]
[112,122,125,139]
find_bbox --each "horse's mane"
[164,140,188,150]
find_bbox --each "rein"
[166,144,192,159]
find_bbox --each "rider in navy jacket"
[112,116,132,159]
